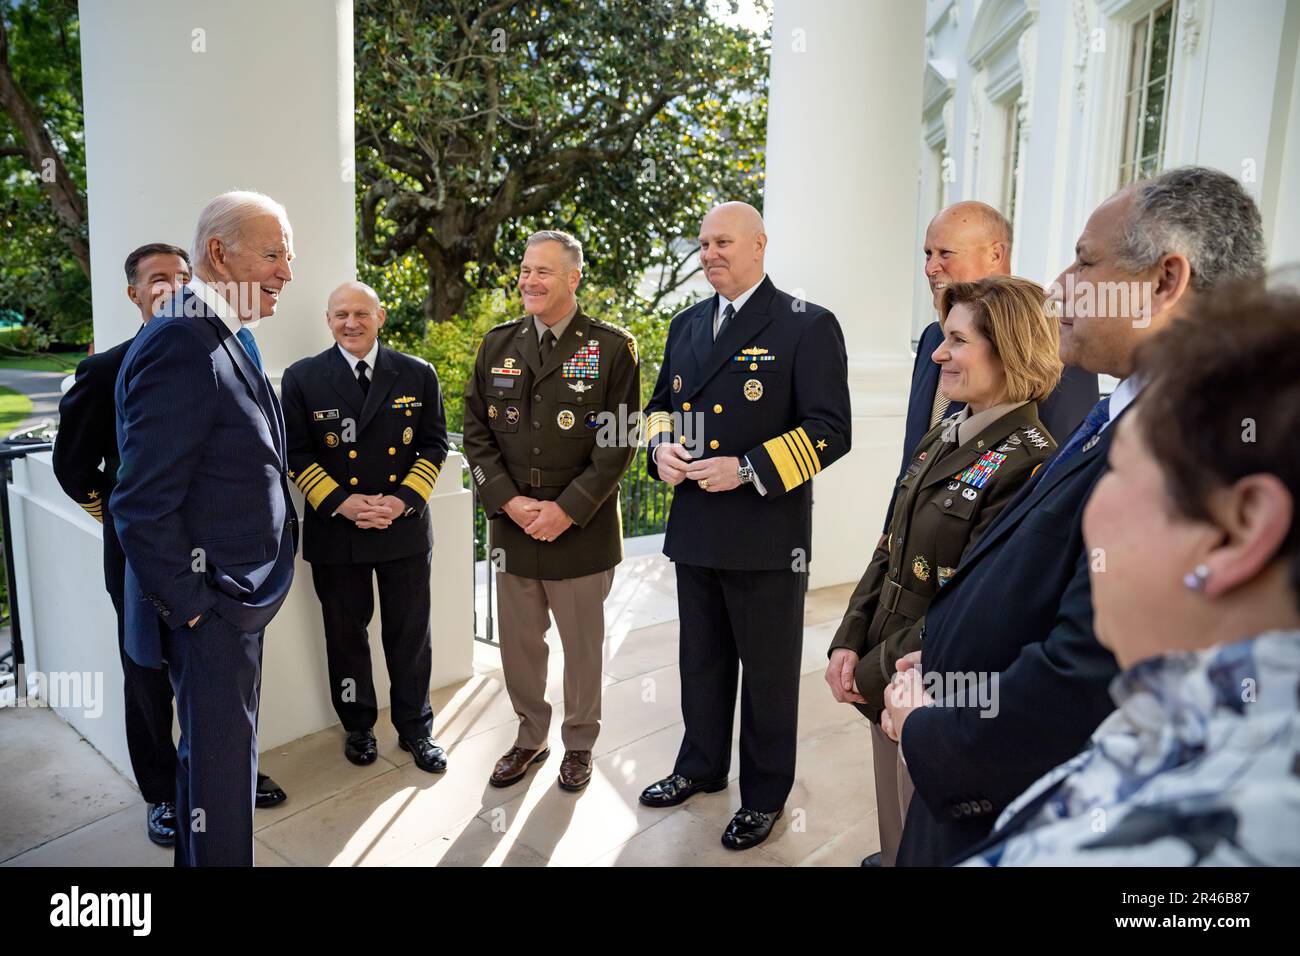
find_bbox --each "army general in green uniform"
[462,230,639,793]
[826,276,1063,865]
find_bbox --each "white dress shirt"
[714,274,766,340]
[337,340,379,379]
[1103,376,1141,430]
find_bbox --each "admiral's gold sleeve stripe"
[645,410,674,442]
[763,427,825,492]
[762,434,805,492]
[294,463,341,510]
[792,427,822,474]
[402,459,441,501]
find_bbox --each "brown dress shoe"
[490,745,549,788]
[557,749,593,792]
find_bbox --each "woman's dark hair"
[1133,282,1300,602]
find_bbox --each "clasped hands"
[655,442,741,493]
[336,493,406,529]
[505,495,573,542]
[825,648,933,742]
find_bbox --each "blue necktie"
[1039,397,1111,482]
[236,327,264,374]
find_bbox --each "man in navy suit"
[111,191,299,867]
[880,167,1267,866]
[883,202,1099,533]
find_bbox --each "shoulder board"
[588,317,633,339]
[488,317,525,333]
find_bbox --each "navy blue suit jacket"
[110,288,298,668]
[894,405,1125,866]
[883,320,1100,531]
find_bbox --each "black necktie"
[356,359,370,395]
[541,328,556,361]
[716,303,735,341]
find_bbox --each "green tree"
[355,0,769,333]
[0,0,90,345]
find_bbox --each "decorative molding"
[1073,0,1092,112]
[968,70,986,170]
[1179,0,1201,53]
[967,0,1034,68]
[1016,24,1037,134]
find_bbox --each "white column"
[764,0,927,588]
[6,0,472,775]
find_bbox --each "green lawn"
[0,385,34,433]
[0,351,86,372]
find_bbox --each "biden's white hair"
[191,190,292,276]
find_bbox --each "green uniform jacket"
[462,307,640,580]
[829,401,1057,722]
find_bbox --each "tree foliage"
[355,0,769,332]
[0,0,89,345]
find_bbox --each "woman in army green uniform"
[826,275,1064,866]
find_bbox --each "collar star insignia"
[815,438,828,451]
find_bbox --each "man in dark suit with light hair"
[111,190,299,867]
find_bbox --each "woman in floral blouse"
[962,284,1300,867]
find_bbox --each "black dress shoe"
[861,852,883,867]
[255,773,287,808]
[399,735,447,774]
[146,802,177,847]
[638,772,727,808]
[721,807,782,850]
[344,729,378,766]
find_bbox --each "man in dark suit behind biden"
[111,191,299,867]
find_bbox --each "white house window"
[1119,1,1178,185]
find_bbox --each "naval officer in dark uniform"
[280,281,450,773]
[826,275,1061,866]
[638,202,852,850]
[462,230,640,792]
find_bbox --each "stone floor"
[0,551,878,867]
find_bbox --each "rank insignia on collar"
[567,380,592,394]
[1022,427,1051,450]
[313,408,340,421]
[912,555,931,582]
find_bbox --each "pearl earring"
[1183,564,1210,592]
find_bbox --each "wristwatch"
[737,461,756,485]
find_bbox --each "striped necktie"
[1039,397,1111,482]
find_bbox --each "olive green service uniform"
[462,306,640,751]
[829,400,1056,865]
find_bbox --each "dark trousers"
[311,551,433,740]
[672,563,806,811]
[111,593,177,805]
[161,612,263,867]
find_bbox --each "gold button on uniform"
[749,362,758,371]
[348,450,357,459]
[682,402,691,412]
[713,404,722,414]
[389,474,397,482]
[349,478,358,486]
[709,439,720,450]
[388,447,396,455]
